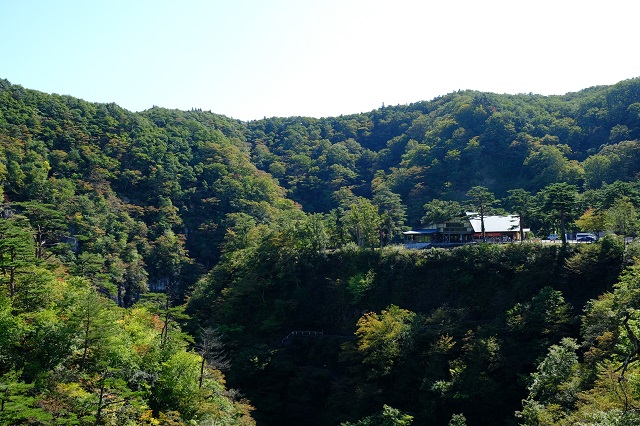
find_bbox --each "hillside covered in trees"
[2,77,640,424]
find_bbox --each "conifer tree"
[466,186,497,242]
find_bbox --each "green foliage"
[0,369,52,424]
[0,213,36,298]
[373,185,407,244]
[466,186,498,241]
[506,188,536,240]
[151,351,204,419]
[540,182,579,246]
[340,404,414,426]
[564,235,624,298]
[348,270,376,303]
[188,236,610,424]
[4,76,640,426]
[0,245,254,424]
[524,144,583,187]
[584,141,640,189]
[527,338,580,406]
[516,255,640,425]
[517,338,581,425]
[605,196,638,236]
[344,197,382,249]
[448,413,467,426]
[421,199,464,226]
[507,287,572,336]
[575,208,607,234]
[354,305,416,378]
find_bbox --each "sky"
[2,0,639,121]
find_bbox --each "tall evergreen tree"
[466,186,497,242]
[0,214,36,297]
[540,182,578,247]
[506,188,535,241]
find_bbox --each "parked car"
[548,234,559,241]
[576,233,596,242]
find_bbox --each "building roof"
[467,213,520,233]
[403,229,440,235]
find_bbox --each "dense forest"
[2,76,640,424]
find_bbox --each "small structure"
[403,213,526,248]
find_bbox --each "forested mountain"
[2,77,640,424]
[245,79,640,222]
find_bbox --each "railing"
[281,330,324,345]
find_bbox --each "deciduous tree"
[355,305,416,378]
[606,196,638,237]
[575,208,607,235]
[373,186,407,245]
[344,197,382,249]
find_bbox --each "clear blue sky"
[2,0,639,121]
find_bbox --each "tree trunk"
[560,209,567,247]
[8,246,16,297]
[95,371,106,426]
[80,308,90,371]
[199,357,206,389]
[480,206,486,242]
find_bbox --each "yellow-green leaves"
[355,305,415,378]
